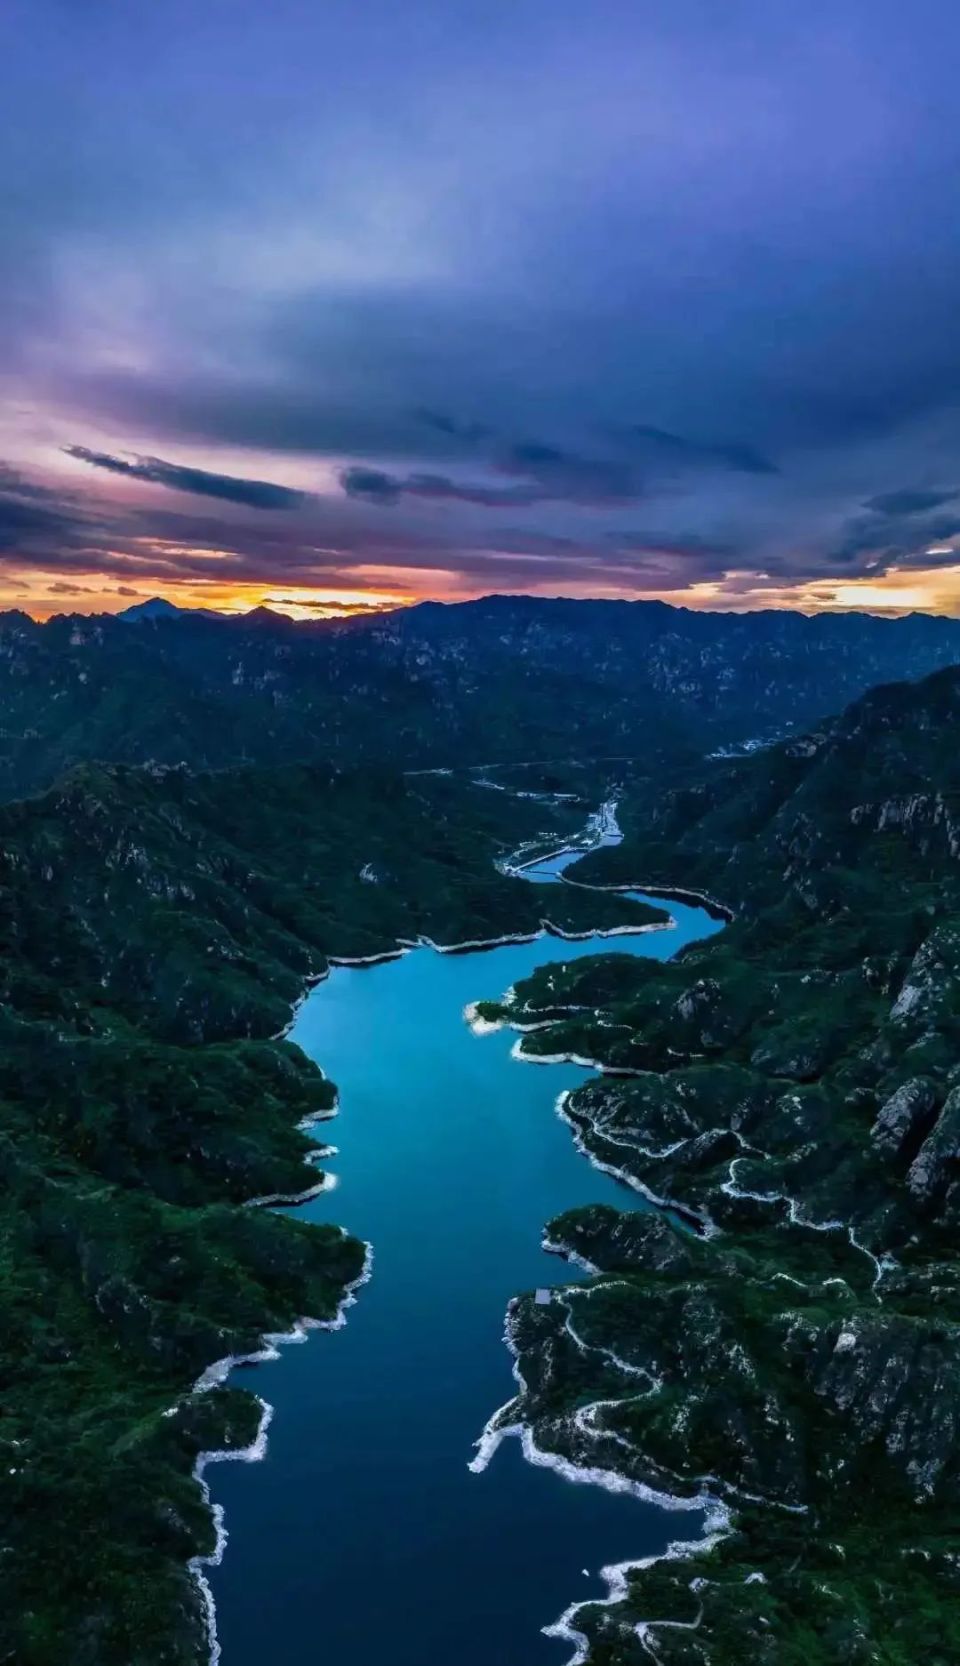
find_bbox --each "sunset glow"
[3,6,960,620]
[12,560,960,623]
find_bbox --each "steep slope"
[570,659,960,916]
[475,664,960,1665]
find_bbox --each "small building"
[534,1288,552,1305]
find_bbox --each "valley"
[203,816,722,1666]
[2,603,960,1666]
[7,7,960,1660]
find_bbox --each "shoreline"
[511,1037,640,1075]
[420,912,675,958]
[187,796,727,1665]
[498,796,623,879]
[241,1168,339,1209]
[552,1088,715,1235]
[543,1505,731,1666]
[557,873,735,924]
[187,803,672,1661]
[624,881,734,923]
[467,1297,730,1666]
[461,811,731,1655]
[187,1242,374,1666]
[550,1079,716,1239]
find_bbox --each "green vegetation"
[5,616,960,1664]
[0,761,660,1665]
[1,595,960,798]
[479,667,960,1664]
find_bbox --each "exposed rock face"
[500,1207,960,1666]
[908,1086,960,1204]
[889,924,960,1032]
[515,1210,960,1511]
[871,1076,936,1155]
[798,1307,960,1498]
[674,978,721,1022]
[481,663,960,1664]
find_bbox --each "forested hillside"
[2,596,960,798]
[473,663,960,1664]
[0,763,660,1665]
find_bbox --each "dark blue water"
[207,836,723,1665]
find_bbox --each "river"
[205,821,724,1665]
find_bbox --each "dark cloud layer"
[0,493,76,547]
[864,488,959,518]
[340,441,645,510]
[621,427,778,477]
[415,410,492,445]
[340,465,539,508]
[5,2,960,604]
[65,447,309,511]
[0,467,107,561]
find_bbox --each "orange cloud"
[7,561,960,623]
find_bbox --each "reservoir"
[206,824,724,1664]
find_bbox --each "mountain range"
[4,595,960,798]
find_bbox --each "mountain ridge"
[472,657,960,1664]
[5,596,960,802]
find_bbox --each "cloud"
[863,486,959,517]
[64,446,309,511]
[623,426,778,476]
[8,0,960,618]
[340,441,647,510]
[338,467,401,504]
[414,409,491,444]
[609,530,737,560]
[340,464,539,508]
[0,446,918,612]
[498,442,640,502]
[0,493,77,547]
[0,469,104,559]
[264,595,396,612]
[831,501,960,569]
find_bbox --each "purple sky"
[4,0,960,614]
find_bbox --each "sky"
[5,1,960,618]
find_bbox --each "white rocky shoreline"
[467,1295,731,1666]
[186,1242,374,1665]
[462,801,735,1659]
[182,790,725,1666]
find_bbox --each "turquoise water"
[207,840,723,1664]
